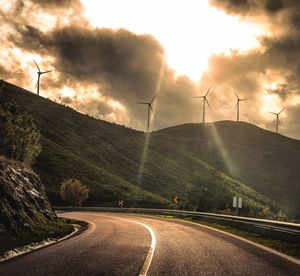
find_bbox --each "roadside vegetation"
[0,99,85,258]
[60,179,89,206]
[0,218,89,258]
[0,101,41,165]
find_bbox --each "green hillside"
[0,81,294,218]
[156,122,300,218]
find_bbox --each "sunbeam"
[137,57,165,184]
[205,122,235,175]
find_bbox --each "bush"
[0,101,41,165]
[60,179,89,206]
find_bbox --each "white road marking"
[68,212,157,275]
[166,217,300,266]
[115,217,156,276]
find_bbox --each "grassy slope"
[0,82,291,217]
[156,122,300,217]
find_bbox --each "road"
[0,212,299,275]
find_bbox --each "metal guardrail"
[55,207,300,243]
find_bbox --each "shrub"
[0,101,41,164]
[60,179,89,207]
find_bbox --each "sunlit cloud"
[83,0,264,81]
[0,0,299,139]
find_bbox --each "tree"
[0,101,41,165]
[60,179,89,207]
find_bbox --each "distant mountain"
[156,121,300,218]
[1,81,297,218]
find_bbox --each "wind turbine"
[234,90,247,122]
[137,94,157,133]
[34,60,51,96]
[269,108,285,133]
[194,86,211,124]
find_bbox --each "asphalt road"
[0,212,299,276]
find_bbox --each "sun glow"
[260,94,281,117]
[82,0,264,81]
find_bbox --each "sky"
[0,0,300,139]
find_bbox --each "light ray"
[137,57,165,184]
[205,122,235,175]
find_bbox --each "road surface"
[0,212,299,275]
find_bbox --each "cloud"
[6,7,201,129]
[0,0,299,138]
[205,0,300,136]
[30,0,81,8]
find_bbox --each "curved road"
[0,212,299,275]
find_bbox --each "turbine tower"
[234,90,247,122]
[194,86,211,124]
[137,94,157,133]
[269,108,285,133]
[34,60,51,96]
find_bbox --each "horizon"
[3,79,298,141]
[0,0,300,139]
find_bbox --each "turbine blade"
[205,98,211,108]
[35,80,38,89]
[41,70,52,74]
[194,96,204,98]
[279,107,285,114]
[269,111,277,115]
[149,104,153,112]
[240,98,248,101]
[234,90,239,99]
[33,59,41,72]
[205,86,211,97]
[137,102,149,105]
[150,94,157,104]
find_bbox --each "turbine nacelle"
[194,86,211,123]
[233,89,248,121]
[33,59,51,96]
[137,94,157,132]
[269,108,285,133]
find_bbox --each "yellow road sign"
[173,196,179,205]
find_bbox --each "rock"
[0,156,57,235]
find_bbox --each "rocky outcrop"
[0,156,57,235]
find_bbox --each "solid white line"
[165,218,300,266]
[116,218,156,276]
[72,212,157,275]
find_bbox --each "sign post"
[233,196,242,215]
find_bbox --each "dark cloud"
[206,0,300,137]
[267,83,289,100]
[210,0,286,16]
[0,0,299,138]
[8,16,205,129]
[30,0,80,8]
[12,24,165,100]
[208,0,300,93]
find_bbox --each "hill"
[0,81,295,218]
[156,122,300,218]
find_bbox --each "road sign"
[233,196,237,208]
[118,200,124,208]
[173,196,180,205]
[238,197,242,208]
[233,196,242,215]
